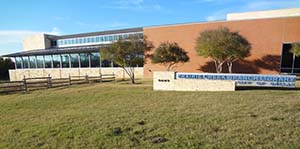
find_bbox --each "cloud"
[0,28,61,55]
[205,8,230,21]
[101,0,163,12]
[76,21,130,30]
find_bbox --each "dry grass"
[0,80,300,148]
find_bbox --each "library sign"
[176,73,296,88]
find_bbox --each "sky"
[0,0,299,55]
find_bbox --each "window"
[79,38,83,44]
[44,55,52,68]
[70,54,79,68]
[91,37,95,43]
[83,38,87,43]
[61,54,70,68]
[51,41,57,47]
[280,43,300,74]
[123,34,128,39]
[29,56,36,68]
[104,36,109,42]
[15,57,22,69]
[80,53,89,67]
[91,52,100,67]
[108,36,113,41]
[36,56,44,68]
[75,39,79,44]
[101,59,112,67]
[96,37,100,42]
[64,40,68,45]
[87,38,91,43]
[114,35,118,41]
[22,56,29,68]
[138,33,143,38]
[52,55,61,68]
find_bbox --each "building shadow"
[198,55,281,74]
[198,60,259,73]
[254,55,281,72]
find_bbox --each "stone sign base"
[153,71,235,91]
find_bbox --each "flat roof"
[2,45,108,57]
[54,27,143,40]
[227,8,300,21]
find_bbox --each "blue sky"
[0,0,299,55]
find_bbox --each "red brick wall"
[143,17,300,78]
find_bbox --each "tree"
[100,36,153,84]
[151,42,189,71]
[290,43,300,57]
[195,27,251,73]
[225,32,251,73]
[0,57,14,80]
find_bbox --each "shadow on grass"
[116,78,149,85]
[236,87,300,91]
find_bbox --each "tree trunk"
[122,66,136,84]
[213,61,219,73]
[227,61,233,73]
[167,62,176,71]
[214,60,224,73]
[131,73,135,84]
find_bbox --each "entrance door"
[280,43,300,74]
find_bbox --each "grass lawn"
[0,80,300,148]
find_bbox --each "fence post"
[69,75,72,86]
[113,73,116,83]
[100,73,102,83]
[85,74,89,84]
[47,74,52,88]
[23,75,27,93]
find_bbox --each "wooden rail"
[0,74,115,94]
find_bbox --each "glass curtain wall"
[44,55,52,68]
[29,56,36,68]
[91,52,100,67]
[52,55,61,68]
[15,57,22,69]
[70,54,79,68]
[36,56,44,68]
[22,57,29,68]
[61,54,70,68]
[80,53,89,68]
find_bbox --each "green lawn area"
[0,80,300,148]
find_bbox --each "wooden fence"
[0,74,115,94]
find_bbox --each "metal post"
[59,54,62,69]
[292,54,295,74]
[78,54,81,68]
[35,56,38,69]
[68,54,71,68]
[99,53,102,68]
[14,57,17,69]
[51,55,54,69]
[20,57,23,69]
[27,56,30,69]
[88,53,91,68]
[43,55,46,69]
